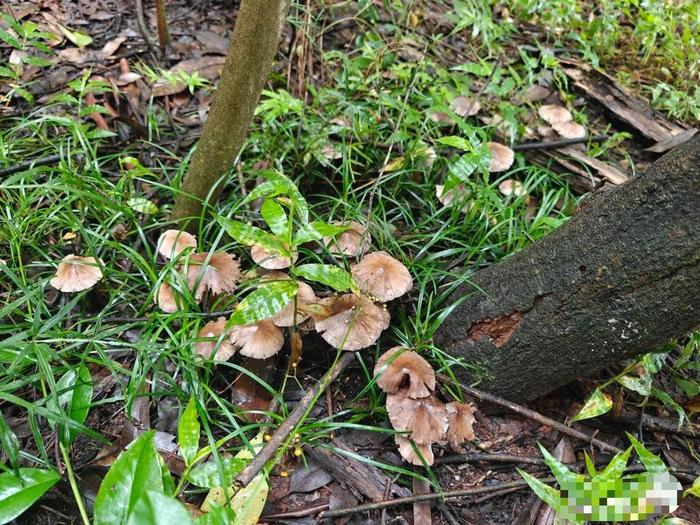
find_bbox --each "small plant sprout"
[50,255,103,292]
[351,251,413,302]
[374,348,477,465]
[157,229,197,259]
[322,221,370,258]
[229,320,284,359]
[195,317,235,360]
[486,142,515,172]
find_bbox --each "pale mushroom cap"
[436,184,471,212]
[50,255,103,292]
[395,435,434,466]
[374,347,435,398]
[450,95,481,117]
[269,280,316,327]
[538,104,572,125]
[487,142,515,173]
[230,320,284,359]
[446,402,477,451]
[314,294,390,351]
[322,221,370,258]
[250,244,297,270]
[195,317,235,360]
[386,394,448,444]
[187,252,241,301]
[156,281,180,313]
[351,251,412,302]
[552,120,586,139]
[157,230,197,260]
[498,179,526,197]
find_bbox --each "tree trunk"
[435,136,700,402]
[170,0,289,224]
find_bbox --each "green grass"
[1,0,699,519]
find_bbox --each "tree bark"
[435,136,700,402]
[170,0,289,224]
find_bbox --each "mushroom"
[436,184,471,212]
[195,317,235,360]
[395,435,435,466]
[186,252,241,300]
[229,320,284,359]
[538,104,572,125]
[374,347,435,399]
[250,245,297,270]
[487,142,515,172]
[552,120,586,139]
[323,221,370,258]
[498,179,526,197]
[445,402,477,451]
[386,394,449,444]
[50,255,103,292]
[351,251,412,302]
[314,294,390,351]
[156,281,181,313]
[157,230,197,260]
[268,278,317,327]
[450,95,481,117]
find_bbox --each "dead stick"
[512,135,608,151]
[134,0,160,55]
[434,452,563,466]
[438,375,623,455]
[318,477,556,519]
[154,0,170,49]
[234,352,355,487]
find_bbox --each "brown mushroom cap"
[250,245,297,270]
[498,179,526,197]
[156,281,181,312]
[552,120,586,139]
[322,221,370,258]
[157,230,197,260]
[229,320,284,359]
[395,435,435,466]
[351,251,412,302]
[314,294,390,351]
[386,394,448,445]
[374,347,435,398]
[187,252,241,301]
[487,142,515,173]
[50,255,103,292]
[538,104,572,125]
[446,402,477,451]
[195,317,235,360]
[269,278,317,327]
[450,95,481,117]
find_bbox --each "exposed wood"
[557,145,628,184]
[436,136,700,401]
[413,478,432,525]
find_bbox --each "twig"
[154,0,170,50]
[234,352,356,487]
[134,0,160,56]
[438,375,623,455]
[317,477,556,519]
[434,452,566,466]
[261,503,329,520]
[512,135,609,151]
[0,153,74,176]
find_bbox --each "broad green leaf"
[583,451,597,478]
[186,457,247,488]
[597,446,632,480]
[125,491,194,525]
[0,410,20,474]
[571,388,612,422]
[293,221,348,245]
[229,280,298,326]
[201,487,235,513]
[50,365,93,445]
[684,475,700,498]
[217,217,287,254]
[228,472,268,525]
[436,135,472,151]
[617,372,652,396]
[517,469,560,509]
[658,518,694,525]
[652,387,686,428]
[127,197,158,215]
[293,264,357,293]
[178,396,200,467]
[626,433,667,473]
[94,431,164,525]
[241,171,308,224]
[448,153,482,182]
[56,24,92,47]
[0,468,60,524]
[537,443,579,487]
[642,352,667,374]
[195,505,235,525]
[260,199,289,237]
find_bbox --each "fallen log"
[435,135,700,401]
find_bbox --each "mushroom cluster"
[538,104,586,139]
[177,224,413,360]
[374,347,476,465]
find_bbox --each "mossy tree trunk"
[435,136,700,402]
[170,0,289,224]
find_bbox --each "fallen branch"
[438,375,624,455]
[234,351,356,487]
[511,135,608,151]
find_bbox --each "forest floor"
[1,0,699,524]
